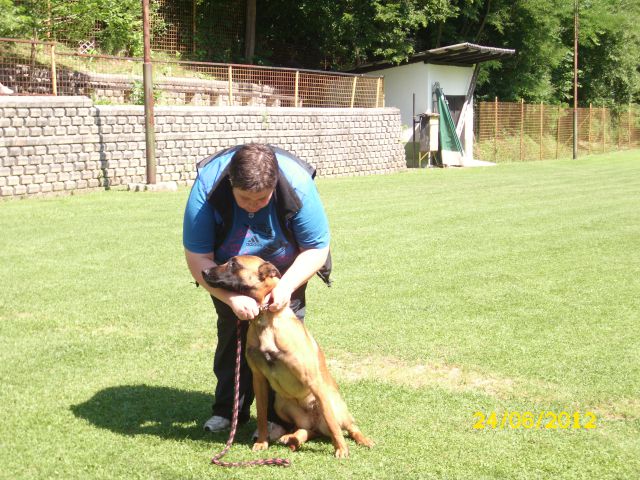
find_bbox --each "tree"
[253,0,458,69]
[4,0,638,104]
[1,0,143,56]
[0,0,31,38]
[414,0,639,105]
[568,0,640,106]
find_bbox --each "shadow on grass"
[70,384,254,444]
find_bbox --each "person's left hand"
[266,282,293,312]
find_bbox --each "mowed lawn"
[1,151,639,479]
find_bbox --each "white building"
[350,43,514,166]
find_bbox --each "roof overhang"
[348,43,515,73]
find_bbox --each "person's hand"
[228,294,260,320]
[267,282,293,312]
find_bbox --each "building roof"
[348,43,515,73]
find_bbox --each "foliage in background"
[128,80,163,105]
[192,0,245,63]
[1,0,144,56]
[3,0,639,105]
[253,0,458,69]
[574,0,640,108]
[0,0,30,38]
[467,0,640,106]
[251,0,640,105]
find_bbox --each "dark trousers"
[210,285,306,424]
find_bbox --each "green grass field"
[1,151,639,479]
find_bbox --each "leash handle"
[210,318,291,468]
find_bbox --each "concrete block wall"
[0,96,406,198]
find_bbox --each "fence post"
[50,43,57,96]
[602,106,606,153]
[375,77,382,108]
[630,104,633,149]
[228,65,233,106]
[494,96,498,161]
[539,102,544,160]
[350,76,358,108]
[556,105,561,159]
[142,0,156,184]
[520,99,524,161]
[294,70,299,107]
[618,108,622,150]
[589,103,593,155]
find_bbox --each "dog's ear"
[258,262,281,280]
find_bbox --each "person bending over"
[183,143,331,440]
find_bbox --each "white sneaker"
[203,415,231,432]
[252,421,287,442]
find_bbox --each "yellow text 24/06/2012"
[473,411,597,430]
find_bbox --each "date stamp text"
[473,411,597,430]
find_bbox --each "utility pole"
[573,0,579,159]
[142,0,156,184]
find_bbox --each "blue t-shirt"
[183,149,330,271]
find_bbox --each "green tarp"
[435,86,464,166]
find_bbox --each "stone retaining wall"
[0,96,405,198]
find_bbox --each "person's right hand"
[228,294,260,321]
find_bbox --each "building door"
[445,95,466,125]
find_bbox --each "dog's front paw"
[334,445,349,459]
[252,441,269,451]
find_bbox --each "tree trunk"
[244,0,256,63]
[474,0,492,43]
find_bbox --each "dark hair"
[229,143,278,191]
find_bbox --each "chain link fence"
[474,99,640,162]
[0,38,383,108]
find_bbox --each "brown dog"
[202,255,373,458]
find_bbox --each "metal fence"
[0,38,384,108]
[474,99,640,162]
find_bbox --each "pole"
[540,102,544,160]
[494,96,498,161]
[520,99,524,161]
[602,106,606,153]
[573,0,579,159]
[228,65,233,105]
[350,77,358,108]
[412,93,417,167]
[629,104,632,149]
[142,0,156,184]
[588,103,592,155]
[556,105,560,159]
[50,44,57,96]
[618,109,622,150]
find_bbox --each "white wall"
[424,64,474,107]
[369,62,428,132]
[369,62,475,160]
